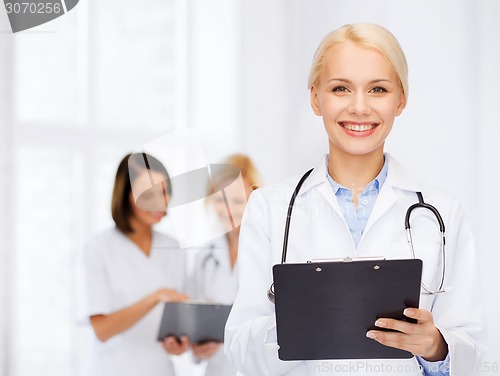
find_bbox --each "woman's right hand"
[154,289,188,303]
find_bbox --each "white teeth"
[342,123,376,132]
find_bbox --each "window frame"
[1,0,191,373]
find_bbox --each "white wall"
[239,0,499,364]
[477,0,500,363]
[191,0,241,161]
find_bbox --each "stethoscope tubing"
[268,169,448,303]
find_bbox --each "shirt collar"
[325,155,389,196]
[297,153,421,197]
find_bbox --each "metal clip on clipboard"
[307,256,386,272]
[307,256,386,263]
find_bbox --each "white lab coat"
[224,154,488,376]
[76,227,186,376]
[190,236,238,305]
[190,236,239,376]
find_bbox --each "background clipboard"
[273,258,422,360]
[157,302,232,344]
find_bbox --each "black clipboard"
[157,302,232,344]
[273,258,422,360]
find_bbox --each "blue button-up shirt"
[326,157,388,249]
[326,155,450,376]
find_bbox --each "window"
[6,0,187,374]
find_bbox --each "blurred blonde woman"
[189,154,262,376]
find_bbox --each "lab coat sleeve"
[224,189,303,376]
[431,200,488,376]
[185,251,204,300]
[75,238,113,324]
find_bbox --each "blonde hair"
[308,23,408,107]
[226,154,262,190]
[210,154,262,194]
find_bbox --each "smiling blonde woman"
[225,23,487,376]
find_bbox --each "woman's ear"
[395,91,405,116]
[310,86,322,116]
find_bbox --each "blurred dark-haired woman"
[77,153,189,376]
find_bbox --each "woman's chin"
[149,213,165,222]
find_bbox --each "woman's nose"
[348,92,371,116]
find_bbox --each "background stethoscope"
[268,168,447,304]
[201,244,220,269]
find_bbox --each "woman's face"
[211,178,252,232]
[311,42,405,158]
[130,170,169,227]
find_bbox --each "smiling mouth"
[339,122,379,132]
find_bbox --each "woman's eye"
[332,86,349,93]
[370,86,387,93]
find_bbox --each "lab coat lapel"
[363,154,422,236]
[299,155,344,219]
[316,182,345,219]
[363,183,398,236]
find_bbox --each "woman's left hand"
[192,341,221,360]
[366,308,448,361]
[162,335,190,355]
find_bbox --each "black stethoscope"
[268,168,447,304]
[201,244,220,269]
